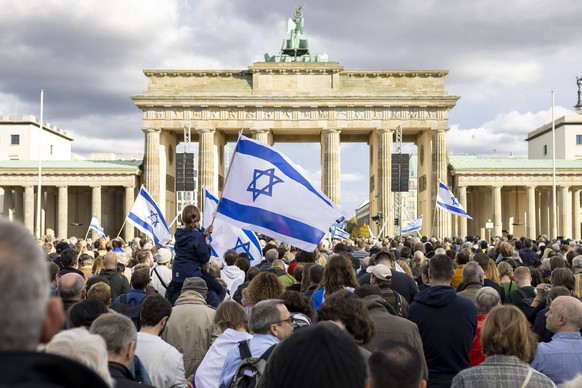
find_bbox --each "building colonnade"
[453,184,581,241]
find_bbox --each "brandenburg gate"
[132,61,459,237]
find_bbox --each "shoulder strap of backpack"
[152,267,168,289]
[237,339,252,360]
[516,288,528,300]
[259,343,276,361]
[394,291,402,316]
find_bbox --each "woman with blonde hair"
[311,254,359,312]
[195,301,251,388]
[451,305,554,387]
[397,259,413,277]
[497,261,516,296]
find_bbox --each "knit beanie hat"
[263,322,366,388]
[181,277,208,297]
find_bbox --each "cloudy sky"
[1,0,580,214]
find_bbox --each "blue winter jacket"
[171,228,211,283]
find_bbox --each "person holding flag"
[165,205,213,305]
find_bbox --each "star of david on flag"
[202,187,262,266]
[436,181,473,219]
[126,187,172,246]
[247,168,284,201]
[215,135,345,252]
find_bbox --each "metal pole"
[35,90,44,238]
[551,91,557,239]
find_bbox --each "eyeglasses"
[274,316,294,325]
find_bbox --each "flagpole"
[35,90,44,238]
[84,225,91,241]
[168,213,180,229]
[211,131,243,228]
[116,219,127,239]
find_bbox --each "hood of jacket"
[413,285,457,308]
[99,268,118,279]
[175,289,208,306]
[175,227,199,249]
[268,267,286,277]
[362,294,396,315]
[222,265,243,280]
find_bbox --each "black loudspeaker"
[176,153,197,191]
[391,154,409,192]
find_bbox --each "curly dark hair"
[316,290,375,345]
[281,290,313,320]
[318,254,359,295]
[244,272,284,305]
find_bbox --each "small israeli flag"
[89,214,106,238]
[436,181,472,219]
[331,223,350,241]
[401,215,423,234]
[127,187,172,246]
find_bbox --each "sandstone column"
[197,128,216,203]
[458,186,468,239]
[142,127,161,203]
[321,128,342,205]
[2,188,13,220]
[13,188,23,223]
[377,128,393,233]
[92,186,102,240]
[124,185,135,242]
[492,185,502,237]
[57,186,68,239]
[433,130,449,238]
[24,185,35,233]
[525,186,537,239]
[526,185,536,239]
[251,128,273,145]
[573,189,581,240]
[559,185,572,238]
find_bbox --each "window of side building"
[11,134,20,145]
[576,134,582,145]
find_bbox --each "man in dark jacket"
[90,313,155,388]
[99,251,131,301]
[409,254,477,388]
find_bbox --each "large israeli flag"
[401,214,423,234]
[436,181,473,219]
[89,214,106,238]
[127,187,172,246]
[202,188,262,266]
[215,135,345,252]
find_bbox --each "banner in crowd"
[202,188,262,266]
[436,180,473,219]
[216,135,345,252]
[127,187,172,246]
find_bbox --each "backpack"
[230,340,276,388]
[111,294,145,330]
[516,288,535,310]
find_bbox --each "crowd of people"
[2,209,582,387]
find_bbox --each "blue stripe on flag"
[219,197,325,246]
[237,137,333,208]
[436,200,470,217]
[128,212,160,246]
[242,229,262,258]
